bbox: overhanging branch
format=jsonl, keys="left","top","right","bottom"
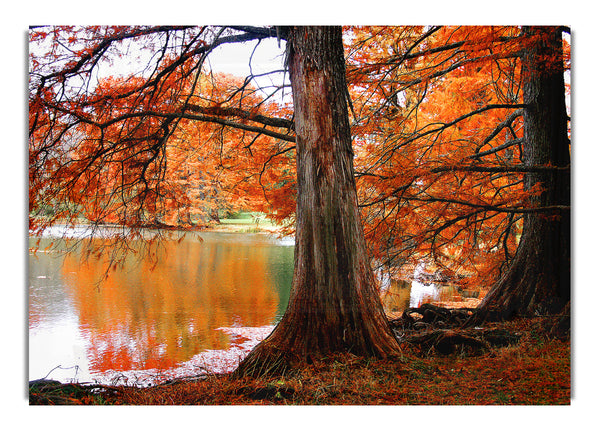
{"left": 182, "top": 104, "right": 294, "bottom": 130}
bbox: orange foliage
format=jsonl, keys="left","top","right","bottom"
{"left": 29, "top": 25, "right": 570, "bottom": 291}
{"left": 344, "top": 26, "right": 547, "bottom": 289}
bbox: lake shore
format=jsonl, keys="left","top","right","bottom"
{"left": 201, "top": 222, "right": 284, "bottom": 234}
{"left": 29, "top": 316, "right": 569, "bottom": 405}
{"left": 28, "top": 221, "right": 569, "bottom": 405}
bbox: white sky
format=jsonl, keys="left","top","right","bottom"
{"left": 207, "top": 36, "right": 291, "bottom": 103}
{"left": 29, "top": 27, "right": 291, "bottom": 104}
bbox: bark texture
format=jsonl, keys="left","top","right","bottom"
{"left": 236, "top": 26, "right": 401, "bottom": 376}
{"left": 475, "top": 27, "right": 571, "bottom": 322}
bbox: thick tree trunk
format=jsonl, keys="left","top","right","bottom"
{"left": 475, "top": 27, "right": 571, "bottom": 322}
{"left": 236, "top": 26, "right": 401, "bottom": 376}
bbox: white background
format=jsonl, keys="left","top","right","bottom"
{"left": 4, "top": 1, "right": 596, "bottom": 428}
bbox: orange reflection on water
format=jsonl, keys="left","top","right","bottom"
{"left": 60, "top": 235, "right": 284, "bottom": 374}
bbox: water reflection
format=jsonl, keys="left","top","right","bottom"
{"left": 29, "top": 232, "right": 294, "bottom": 383}
{"left": 29, "top": 229, "right": 479, "bottom": 385}
{"left": 380, "top": 278, "right": 480, "bottom": 316}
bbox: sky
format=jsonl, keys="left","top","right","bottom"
{"left": 28, "top": 26, "right": 291, "bottom": 105}
{"left": 202, "top": 35, "right": 292, "bottom": 103}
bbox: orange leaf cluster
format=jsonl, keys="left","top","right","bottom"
{"left": 29, "top": 25, "right": 570, "bottom": 291}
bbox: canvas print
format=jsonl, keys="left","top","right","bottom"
{"left": 28, "top": 25, "right": 570, "bottom": 405}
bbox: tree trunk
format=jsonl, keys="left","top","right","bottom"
{"left": 475, "top": 27, "right": 571, "bottom": 322}
{"left": 236, "top": 26, "right": 401, "bottom": 376}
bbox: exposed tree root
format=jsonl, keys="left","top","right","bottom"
{"left": 389, "top": 303, "right": 521, "bottom": 355}
{"left": 398, "top": 327, "right": 522, "bottom": 355}
{"left": 390, "top": 303, "right": 476, "bottom": 331}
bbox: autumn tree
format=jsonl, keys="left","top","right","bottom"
{"left": 236, "top": 26, "right": 402, "bottom": 375}
{"left": 344, "top": 26, "right": 570, "bottom": 325}
{"left": 344, "top": 26, "right": 531, "bottom": 286}
{"left": 29, "top": 25, "right": 402, "bottom": 375}
{"left": 29, "top": 26, "right": 295, "bottom": 237}
{"left": 474, "top": 26, "right": 571, "bottom": 321}
{"left": 29, "top": 25, "right": 571, "bottom": 375}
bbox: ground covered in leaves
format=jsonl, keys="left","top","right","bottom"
{"left": 29, "top": 317, "right": 569, "bottom": 405}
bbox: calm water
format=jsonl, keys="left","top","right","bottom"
{"left": 29, "top": 229, "right": 294, "bottom": 385}
{"left": 29, "top": 227, "right": 476, "bottom": 385}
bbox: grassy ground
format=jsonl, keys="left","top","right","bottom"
{"left": 29, "top": 317, "right": 570, "bottom": 405}
{"left": 207, "top": 213, "right": 282, "bottom": 233}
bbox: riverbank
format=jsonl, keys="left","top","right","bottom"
{"left": 202, "top": 222, "right": 284, "bottom": 234}
{"left": 29, "top": 316, "right": 570, "bottom": 405}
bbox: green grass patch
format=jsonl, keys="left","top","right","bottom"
{"left": 219, "top": 212, "right": 276, "bottom": 228}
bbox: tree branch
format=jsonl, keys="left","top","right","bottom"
{"left": 474, "top": 109, "right": 524, "bottom": 154}
{"left": 181, "top": 104, "right": 294, "bottom": 130}
{"left": 407, "top": 195, "right": 570, "bottom": 214}
{"left": 226, "top": 26, "right": 281, "bottom": 40}
{"left": 470, "top": 138, "right": 523, "bottom": 159}
{"left": 431, "top": 164, "right": 570, "bottom": 174}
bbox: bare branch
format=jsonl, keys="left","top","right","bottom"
{"left": 182, "top": 103, "right": 293, "bottom": 130}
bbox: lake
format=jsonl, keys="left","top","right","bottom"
{"left": 29, "top": 227, "right": 477, "bottom": 386}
